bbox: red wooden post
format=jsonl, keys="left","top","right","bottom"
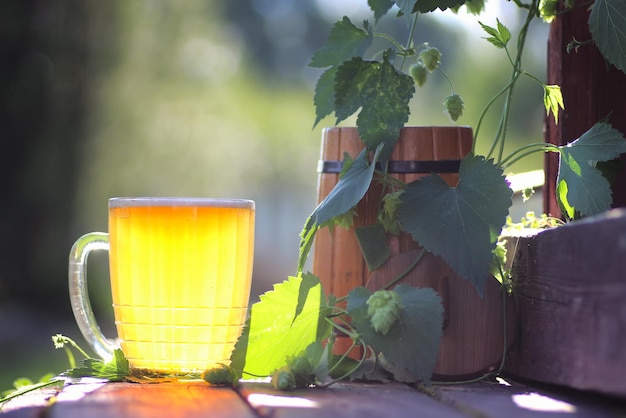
{"left": 545, "top": 1, "right": 626, "bottom": 217}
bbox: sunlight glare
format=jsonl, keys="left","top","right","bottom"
{"left": 512, "top": 393, "right": 577, "bottom": 413}
{"left": 248, "top": 393, "right": 319, "bottom": 409}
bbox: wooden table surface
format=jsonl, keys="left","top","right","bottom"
{"left": 2, "top": 377, "right": 624, "bottom": 418}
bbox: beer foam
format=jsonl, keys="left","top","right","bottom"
{"left": 109, "top": 197, "right": 254, "bottom": 209}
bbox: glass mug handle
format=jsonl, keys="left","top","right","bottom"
{"left": 68, "top": 232, "right": 118, "bottom": 361}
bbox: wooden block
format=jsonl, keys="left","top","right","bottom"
{"left": 504, "top": 208, "right": 626, "bottom": 397}
{"left": 239, "top": 381, "right": 467, "bottom": 418}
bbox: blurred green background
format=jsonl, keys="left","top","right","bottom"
{"left": 0, "top": 0, "right": 547, "bottom": 388}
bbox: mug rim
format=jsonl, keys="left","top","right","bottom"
{"left": 108, "top": 197, "right": 254, "bottom": 209}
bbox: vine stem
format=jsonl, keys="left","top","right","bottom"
{"left": 318, "top": 340, "right": 370, "bottom": 388}
{"left": 401, "top": 11, "right": 420, "bottom": 69}
{"left": 375, "top": 33, "right": 406, "bottom": 52}
{"left": 497, "top": 2, "right": 537, "bottom": 164}
{"left": 475, "top": 0, "right": 539, "bottom": 163}
{"left": 500, "top": 142, "right": 560, "bottom": 169}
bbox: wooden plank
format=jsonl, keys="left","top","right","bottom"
{"left": 239, "top": 381, "right": 467, "bottom": 418}
{"left": 504, "top": 208, "right": 626, "bottom": 397}
{"left": 42, "top": 381, "right": 255, "bottom": 418}
{"left": 0, "top": 383, "right": 64, "bottom": 417}
{"left": 425, "top": 379, "right": 626, "bottom": 418}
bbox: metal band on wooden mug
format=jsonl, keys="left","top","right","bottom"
{"left": 317, "top": 160, "right": 462, "bottom": 174}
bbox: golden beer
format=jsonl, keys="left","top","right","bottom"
{"left": 69, "top": 198, "right": 255, "bottom": 374}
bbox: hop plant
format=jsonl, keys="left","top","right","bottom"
{"left": 409, "top": 62, "right": 428, "bottom": 87}
{"left": 539, "top": 0, "right": 558, "bottom": 23}
{"left": 418, "top": 47, "right": 441, "bottom": 72}
{"left": 444, "top": 94, "right": 464, "bottom": 121}
{"left": 378, "top": 191, "right": 403, "bottom": 235}
{"left": 202, "top": 364, "right": 238, "bottom": 387}
{"left": 366, "top": 290, "right": 403, "bottom": 335}
{"left": 271, "top": 366, "right": 296, "bottom": 390}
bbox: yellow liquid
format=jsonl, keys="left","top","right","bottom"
{"left": 108, "top": 200, "right": 254, "bottom": 373}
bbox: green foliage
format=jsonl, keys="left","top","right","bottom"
{"left": 464, "top": 0, "right": 485, "bottom": 15}
{"left": 589, "top": 0, "right": 626, "bottom": 74}
{"left": 378, "top": 190, "right": 403, "bottom": 235}
{"left": 489, "top": 239, "right": 509, "bottom": 285}
{"left": 397, "top": 154, "right": 512, "bottom": 296}
{"left": 556, "top": 122, "right": 626, "bottom": 219}
{"left": 232, "top": 270, "right": 445, "bottom": 388}
{"left": 271, "top": 367, "right": 297, "bottom": 390}
{"left": 298, "top": 146, "right": 383, "bottom": 272}
{"left": 202, "top": 364, "right": 238, "bottom": 387}
{"left": 347, "top": 285, "right": 443, "bottom": 383}
{"left": 65, "top": 349, "right": 130, "bottom": 381}
{"left": 309, "top": 17, "right": 373, "bottom": 69}
{"left": 366, "top": 290, "right": 403, "bottom": 335}
{"left": 230, "top": 274, "right": 332, "bottom": 379}
{"left": 539, "top": 0, "right": 558, "bottom": 23}
{"left": 504, "top": 211, "right": 564, "bottom": 231}
{"left": 411, "top": 0, "right": 469, "bottom": 13}
{"left": 479, "top": 19, "right": 511, "bottom": 49}
{"left": 410, "top": 62, "right": 428, "bottom": 86}
{"left": 355, "top": 223, "right": 391, "bottom": 270}
{"left": 0, "top": 375, "right": 63, "bottom": 406}
{"left": 543, "top": 85, "right": 564, "bottom": 124}
{"left": 369, "top": 0, "right": 395, "bottom": 22}
{"left": 334, "top": 53, "right": 415, "bottom": 150}
{"left": 418, "top": 48, "right": 441, "bottom": 72}
{"left": 310, "top": 17, "right": 374, "bottom": 127}
{"left": 443, "top": 94, "right": 464, "bottom": 121}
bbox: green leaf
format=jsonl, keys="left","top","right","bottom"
{"left": 233, "top": 275, "right": 332, "bottom": 379}
{"left": 464, "top": 0, "right": 485, "bottom": 15}
{"left": 396, "top": 0, "right": 418, "bottom": 17}
{"left": 369, "top": 0, "right": 395, "bottom": 21}
{"left": 12, "top": 378, "right": 34, "bottom": 389}
{"left": 347, "top": 285, "right": 444, "bottom": 383}
{"left": 310, "top": 17, "right": 373, "bottom": 69}
{"left": 229, "top": 318, "right": 250, "bottom": 380}
{"left": 294, "top": 272, "right": 323, "bottom": 323}
{"left": 298, "top": 146, "right": 383, "bottom": 272}
{"left": 355, "top": 223, "right": 391, "bottom": 271}
{"left": 589, "top": 0, "right": 626, "bottom": 74}
{"left": 313, "top": 67, "right": 338, "bottom": 128}
{"left": 0, "top": 378, "right": 64, "bottom": 405}
{"left": 556, "top": 122, "right": 626, "bottom": 219}
{"left": 543, "top": 85, "right": 564, "bottom": 124}
{"left": 335, "top": 53, "right": 414, "bottom": 150}
{"left": 397, "top": 154, "right": 512, "bottom": 296}
{"left": 406, "top": 0, "right": 468, "bottom": 14}
{"left": 479, "top": 19, "right": 511, "bottom": 49}
{"left": 65, "top": 348, "right": 130, "bottom": 381}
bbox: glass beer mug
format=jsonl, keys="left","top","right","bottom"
{"left": 69, "top": 197, "right": 255, "bottom": 374}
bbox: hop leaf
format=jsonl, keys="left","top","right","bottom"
{"left": 409, "top": 62, "right": 428, "bottom": 87}
{"left": 479, "top": 19, "right": 511, "bottom": 49}
{"left": 418, "top": 48, "right": 441, "bottom": 72}
{"left": 366, "top": 290, "right": 403, "bottom": 335}
{"left": 444, "top": 94, "right": 464, "bottom": 121}
{"left": 544, "top": 85, "right": 564, "bottom": 124}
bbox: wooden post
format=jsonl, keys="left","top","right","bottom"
{"left": 544, "top": 1, "right": 626, "bottom": 217}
